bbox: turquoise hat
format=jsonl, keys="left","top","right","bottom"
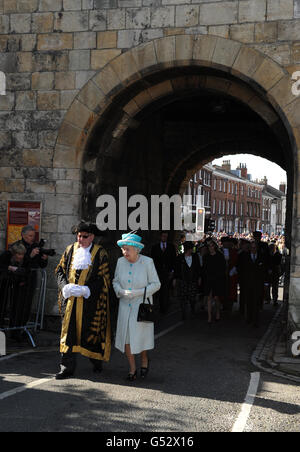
{"left": 117, "top": 232, "right": 144, "bottom": 250}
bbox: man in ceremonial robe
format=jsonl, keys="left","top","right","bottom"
{"left": 55, "top": 221, "right": 111, "bottom": 379}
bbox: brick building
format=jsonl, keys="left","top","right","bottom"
{"left": 187, "top": 160, "right": 287, "bottom": 235}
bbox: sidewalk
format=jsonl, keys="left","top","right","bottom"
{"left": 252, "top": 302, "right": 300, "bottom": 383}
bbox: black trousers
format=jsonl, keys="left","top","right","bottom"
{"left": 60, "top": 349, "right": 102, "bottom": 373}
{"left": 245, "top": 283, "right": 262, "bottom": 326}
{"left": 156, "top": 269, "right": 172, "bottom": 314}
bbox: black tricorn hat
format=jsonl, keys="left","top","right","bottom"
{"left": 71, "top": 220, "right": 103, "bottom": 236}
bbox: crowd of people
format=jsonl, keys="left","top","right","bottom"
{"left": 151, "top": 230, "right": 287, "bottom": 326}
{"left": 0, "top": 221, "right": 288, "bottom": 383}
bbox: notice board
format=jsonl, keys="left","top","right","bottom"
{"left": 6, "top": 201, "right": 41, "bottom": 248}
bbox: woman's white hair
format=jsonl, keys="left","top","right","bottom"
{"left": 122, "top": 245, "right": 142, "bottom": 254}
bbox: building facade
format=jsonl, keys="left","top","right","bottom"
{"left": 261, "top": 181, "right": 286, "bottom": 234}
{"left": 187, "top": 160, "right": 286, "bottom": 235}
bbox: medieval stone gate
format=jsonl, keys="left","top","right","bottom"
{"left": 0, "top": 1, "right": 300, "bottom": 330}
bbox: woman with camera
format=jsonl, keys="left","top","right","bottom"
{"left": 113, "top": 232, "right": 161, "bottom": 381}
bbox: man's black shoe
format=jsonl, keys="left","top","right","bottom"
{"left": 92, "top": 363, "right": 103, "bottom": 373}
{"left": 55, "top": 370, "right": 74, "bottom": 380}
{"left": 90, "top": 358, "right": 102, "bottom": 373}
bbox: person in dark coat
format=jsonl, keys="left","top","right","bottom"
{"left": 202, "top": 240, "right": 226, "bottom": 324}
{"left": 14, "top": 225, "right": 49, "bottom": 270}
{"left": 0, "top": 242, "right": 31, "bottom": 338}
{"left": 9, "top": 225, "right": 49, "bottom": 334}
{"left": 151, "top": 231, "right": 177, "bottom": 314}
{"left": 237, "top": 238, "right": 250, "bottom": 315}
{"left": 173, "top": 241, "right": 201, "bottom": 317}
{"left": 197, "top": 243, "right": 208, "bottom": 297}
{"left": 268, "top": 242, "right": 282, "bottom": 306}
{"left": 252, "top": 230, "right": 271, "bottom": 305}
{"left": 220, "top": 236, "right": 239, "bottom": 312}
{"left": 242, "top": 241, "right": 267, "bottom": 327}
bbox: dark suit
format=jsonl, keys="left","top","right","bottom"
{"left": 151, "top": 242, "right": 177, "bottom": 313}
{"left": 237, "top": 250, "right": 248, "bottom": 315}
{"left": 174, "top": 253, "right": 201, "bottom": 313}
{"left": 242, "top": 251, "right": 266, "bottom": 326}
{"left": 256, "top": 240, "right": 271, "bottom": 305}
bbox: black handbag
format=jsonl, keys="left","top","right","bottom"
{"left": 137, "top": 288, "right": 155, "bottom": 323}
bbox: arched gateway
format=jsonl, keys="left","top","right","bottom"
{"left": 53, "top": 35, "right": 300, "bottom": 330}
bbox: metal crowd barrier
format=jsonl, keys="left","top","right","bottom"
{"left": 0, "top": 268, "right": 47, "bottom": 348}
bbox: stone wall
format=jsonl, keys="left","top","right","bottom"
{"left": 0, "top": 0, "right": 300, "bottom": 315}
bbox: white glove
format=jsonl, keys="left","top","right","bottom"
{"left": 122, "top": 289, "right": 145, "bottom": 299}
{"left": 71, "top": 285, "right": 91, "bottom": 299}
{"left": 62, "top": 283, "right": 76, "bottom": 299}
{"left": 62, "top": 284, "right": 91, "bottom": 299}
{"left": 81, "top": 286, "right": 91, "bottom": 299}
{"left": 122, "top": 289, "right": 136, "bottom": 299}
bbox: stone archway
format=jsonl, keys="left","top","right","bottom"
{"left": 53, "top": 35, "right": 299, "bottom": 166}
{"left": 52, "top": 34, "right": 300, "bottom": 328}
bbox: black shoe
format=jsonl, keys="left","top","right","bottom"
{"left": 140, "top": 360, "right": 150, "bottom": 379}
{"left": 126, "top": 370, "right": 137, "bottom": 381}
{"left": 92, "top": 363, "right": 103, "bottom": 373}
{"left": 55, "top": 369, "right": 74, "bottom": 380}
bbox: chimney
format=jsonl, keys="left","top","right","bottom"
{"left": 222, "top": 160, "right": 231, "bottom": 171}
{"left": 238, "top": 163, "right": 247, "bottom": 179}
{"left": 279, "top": 182, "right": 286, "bottom": 194}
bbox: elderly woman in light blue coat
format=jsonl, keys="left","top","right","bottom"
{"left": 113, "top": 232, "right": 161, "bottom": 381}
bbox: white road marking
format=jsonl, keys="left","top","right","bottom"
{"left": 0, "top": 349, "right": 36, "bottom": 362}
{"left": 155, "top": 322, "right": 183, "bottom": 339}
{"left": 0, "top": 377, "right": 54, "bottom": 401}
{"left": 232, "top": 372, "right": 260, "bottom": 432}
{"left": 0, "top": 325, "right": 183, "bottom": 401}
{"left": 0, "top": 347, "right": 57, "bottom": 362}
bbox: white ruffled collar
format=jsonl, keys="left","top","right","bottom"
{"left": 72, "top": 244, "right": 92, "bottom": 270}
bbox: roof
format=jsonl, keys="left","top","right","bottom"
{"left": 212, "top": 165, "right": 262, "bottom": 188}
{"left": 262, "top": 185, "right": 285, "bottom": 198}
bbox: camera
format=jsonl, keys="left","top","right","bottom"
{"left": 37, "top": 239, "right": 56, "bottom": 257}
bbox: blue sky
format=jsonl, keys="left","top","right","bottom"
{"left": 212, "top": 154, "right": 287, "bottom": 190}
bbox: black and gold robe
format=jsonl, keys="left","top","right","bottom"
{"left": 55, "top": 242, "right": 111, "bottom": 362}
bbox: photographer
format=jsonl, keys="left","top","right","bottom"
{"left": 7, "top": 225, "right": 52, "bottom": 340}
{"left": 16, "top": 225, "right": 49, "bottom": 269}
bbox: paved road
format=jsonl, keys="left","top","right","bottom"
{"left": 0, "top": 305, "right": 299, "bottom": 433}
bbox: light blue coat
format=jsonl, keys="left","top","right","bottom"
{"left": 113, "top": 255, "right": 161, "bottom": 354}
